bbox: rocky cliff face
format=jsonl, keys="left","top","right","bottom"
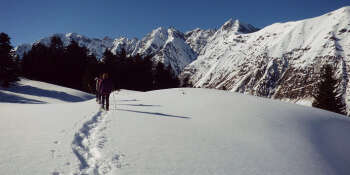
{"left": 185, "top": 28, "right": 216, "bottom": 54}
{"left": 131, "top": 27, "right": 197, "bottom": 75}
{"left": 181, "top": 7, "right": 350, "bottom": 112}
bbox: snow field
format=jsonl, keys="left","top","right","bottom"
{"left": 101, "top": 88, "right": 350, "bottom": 175}
{"left": 1, "top": 79, "right": 350, "bottom": 175}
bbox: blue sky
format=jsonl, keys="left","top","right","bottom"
{"left": 1, "top": 0, "right": 349, "bottom": 46}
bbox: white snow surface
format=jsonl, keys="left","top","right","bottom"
{"left": 1, "top": 80, "right": 350, "bottom": 175}
{"left": 0, "top": 78, "right": 93, "bottom": 104}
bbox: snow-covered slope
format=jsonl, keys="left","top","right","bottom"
{"left": 185, "top": 28, "right": 216, "bottom": 54}
{"left": 181, "top": 6, "right": 350, "bottom": 111}
{"left": 110, "top": 37, "right": 138, "bottom": 55}
{"left": 1, "top": 84, "right": 350, "bottom": 175}
{"left": 112, "top": 27, "right": 198, "bottom": 75}
{"left": 184, "top": 19, "right": 258, "bottom": 55}
{"left": 0, "top": 78, "right": 93, "bottom": 103}
{"left": 131, "top": 27, "right": 197, "bottom": 74}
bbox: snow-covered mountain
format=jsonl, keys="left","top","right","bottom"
{"left": 110, "top": 37, "right": 139, "bottom": 56}
{"left": 130, "top": 27, "right": 198, "bottom": 75}
{"left": 185, "top": 28, "right": 217, "bottom": 54}
{"left": 181, "top": 6, "right": 350, "bottom": 111}
{"left": 14, "top": 28, "right": 198, "bottom": 75}
{"left": 184, "top": 19, "right": 259, "bottom": 55}
{"left": 14, "top": 6, "right": 350, "bottom": 110}
{"left": 15, "top": 33, "right": 114, "bottom": 58}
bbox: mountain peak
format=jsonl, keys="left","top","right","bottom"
{"left": 220, "top": 18, "right": 259, "bottom": 34}
{"left": 221, "top": 18, "right": 236, "bottom": 31}
{"left": 153, "top": 27, "right": 168, "bottom": 34}
{"left": 66, "top": 32, "right": 78, "bottom": 37}
{"left": 103, "top": 36, "right": 113, "bottom": 41}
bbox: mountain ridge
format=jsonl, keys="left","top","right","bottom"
{"left": 13, "top": 6, "right": 350, "bottom": 112}
{"left": 14, "top": 19, "right": 258, "bottom": 75}
{"left": 181, "top": 6, "right": 350, "bottom": 113}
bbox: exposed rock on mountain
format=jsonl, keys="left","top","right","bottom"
{"left": 181, "top": 7, "right": 350, "bottom": 111}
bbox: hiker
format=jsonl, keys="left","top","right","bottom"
{"left": 95, "top": 75, "right": 102, "bottom": 104}
{"left": 99, "top": 73, "right": 114, "bottom": 111}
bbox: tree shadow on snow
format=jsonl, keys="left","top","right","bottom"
{"left": 116, "top": 108, "right": 191, "bottom": 119}
{"left": 118, "top": 99, "right": 139, "bottom": 102}
{"left": 1, "top": 85, "right": 93, "bottom": 103}
{"left": 117, "top": 103, "right": 162, "bottom": 107}
{"left": 0, "top": 91, "right": 46, "bottom": 104}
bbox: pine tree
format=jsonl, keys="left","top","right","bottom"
{"left": 312, "top": 65, "right": 346, "bottom": 115}
{"left": 22, "top": 43, "right": 50, "bottom": 80}
{"left": 0, "top": 32, "right": 19, "bottom": 87}
{"left": 154, "top": 62, "right": 167, "bottom": 89}
{"left": 141, "top": 55, "right": 154, "bottom": 90}
{"left": 64, "top": 40, "right": 89, "bottom": 90}
{"left": 102, "top": 49, "right": 115, "bottom": 65}
{"left": 166, "top": 64, "right": 180, "bottom": 88}
{"left": 82, "top": 54, "right": 99, "bottom": 92}
{"left": 154, "top": 62, "right": 179, "bottom": 89}
{"left": 133, "top": 54, "right": 153, "bottom": 91}
{"left": 181, "top": 76, "right": 193, "bottom": 87}
{"left": 48, "top": 36, "right": 64, "bottom": 83}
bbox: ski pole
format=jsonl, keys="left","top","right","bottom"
{"left": 114, "top": 90, "right": 117, "bottom": 111}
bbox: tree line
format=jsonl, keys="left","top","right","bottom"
{"left": 0, "top": 32, "right": 347, "bottom": 115}
{"left": 0, "top": 33, "right": 20, "bottom": 87}
{"left": 1, "top": 32, "right": 180, "bottom": 92}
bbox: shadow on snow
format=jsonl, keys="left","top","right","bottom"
{"left": 0, "top": 84, "right": 93, "bottom": 103}
{"left": 116, "top": 108, "right": 191, "bottom": 119}
{"left": 117, "top": 103, "right": 162, "bottom": 107}
{"left": 0, "top": 91, "right": 45, "bottom": 104}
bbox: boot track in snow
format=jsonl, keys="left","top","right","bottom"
{"left": 71, "top": 109, "right": 112, "bottom": 175}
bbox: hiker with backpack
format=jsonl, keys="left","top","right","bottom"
{"left": 95, "top": 74, "right": 102, "bottom": 104}
{"left": 99, "top": 73, "right": 114, "bottom": 111}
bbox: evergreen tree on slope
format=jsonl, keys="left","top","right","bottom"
{"left": 0, "top": 32, "right": 19, "bottom": 87}
{"left": 312, "top": 65, "right": 346, "bottom": 115}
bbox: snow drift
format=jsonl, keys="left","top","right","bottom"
{"left": 1, "top": 79, "right": 350, "bottom": 175}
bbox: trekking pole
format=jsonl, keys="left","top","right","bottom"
{"left": 113, "top": 89, "right": 118, "bottom": 111}
{"left": 114, "top": 90, "right": 117, "bottom": 111}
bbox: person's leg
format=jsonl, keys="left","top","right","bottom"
{"left": 102, "top": 94, "right": 106, "bottom": 109}
{"left": 106, "top": 93, "right": 110, "bottom": 111}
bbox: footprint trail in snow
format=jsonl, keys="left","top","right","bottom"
{"left": 71, "top": 109, "right": 113, "bottom": 175}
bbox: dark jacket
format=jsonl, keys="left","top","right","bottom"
{"left": 99, "top": 78, "right": 114, "bottom": 94}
